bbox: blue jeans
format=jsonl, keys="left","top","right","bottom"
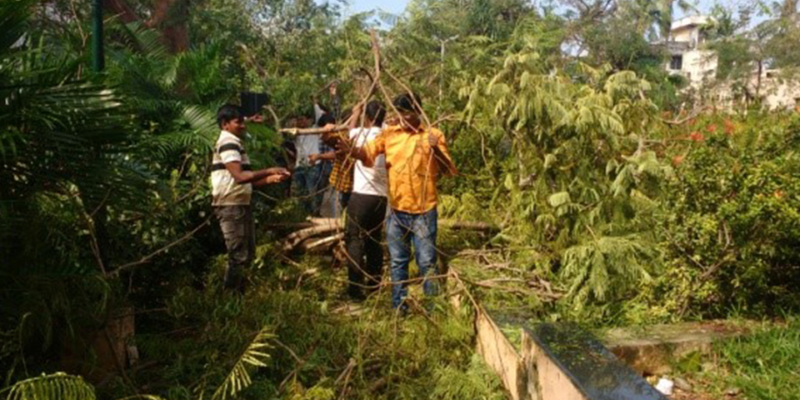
{"left": 292, "top": 165, "right": 320, "bottom": 214}
{"left": 386, "top": 208, "right": 439, "bottom": 309}
{"left": 315, "top": 162, "right": 331, "bottom": 215}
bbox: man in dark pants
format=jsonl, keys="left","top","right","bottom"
{"left": 212, "top": 105, "right": 290, "bottom": 292}
{"left": 342, "top": 93, "right": 457, "bottom": 310}
{"left": 342, "top": 101, "right": 387, "bottom": 300}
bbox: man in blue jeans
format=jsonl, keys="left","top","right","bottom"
{"left": 343, "top": 93, "right": 457, "bottom": 310}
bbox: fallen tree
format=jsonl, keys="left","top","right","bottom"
{"left": 276, "top": 218, "right": 499, "bottom": 254}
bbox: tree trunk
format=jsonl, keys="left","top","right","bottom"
{"left": 146, "top": 0, "right": 190, "bottom": 53}
{"left": 103, "top": 0, "right": 190, "bottom": 53}
{"left": 782, "top": 0, "right": 798, "bottom": 20}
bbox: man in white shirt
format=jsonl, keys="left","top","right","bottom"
{"left": 212, "top": 105, "right": 290, "bottom": 292}
{"left": 291, "top": 113, "right": 321, "bottom": 214}
{"left": 342, "top": 101, "right": 388, "bottom": 300}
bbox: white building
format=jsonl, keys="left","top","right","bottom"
{"left": 664, "top": 16, "right": 800, "bottom": 110}
{"left": 665, "top": 16, "right": 718, "bottom": 88}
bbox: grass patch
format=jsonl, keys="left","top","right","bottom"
{"left": 712, "top": 317, "right": 800, "bottom": 400}
{"left": 116, "top": 248, "right": 509, "bottom": 400}
{"left": 676, "top": 317, "right": 800, "bottom": 400}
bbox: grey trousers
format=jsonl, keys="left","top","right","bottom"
{"left": 215, "top": 205, "right": 255, "bottom": 291}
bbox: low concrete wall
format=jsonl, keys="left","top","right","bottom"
{"left": 521, "top": 332, "right": 586, "bottom": 400}
{"left": 603, "top": 321, "right": 750, "bottom": 376}
{"left": 475, "top": 311, "right": 526, "bottom": 400}
{"left": 473, "top": 308, "right": 668, "bottom": 400}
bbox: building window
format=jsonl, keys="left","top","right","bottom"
{"left": 670, "top": 55, "right": 683, "bottom": 70}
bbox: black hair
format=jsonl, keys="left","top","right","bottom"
{"left": 317, "top": 113, "right": 336, "bottom": 127}
{"left": 393, "top": 92, "right": 422, "bottom": 114}
{"left": 365, "top": 100, "right": 386, "bottom": 126}
{"left": 217, "top": 104, "right": 243, "bottom": 128}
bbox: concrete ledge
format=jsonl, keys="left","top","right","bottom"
{"left": 526, "top": 323, "right": 668, "bottom": 400}
{"left": 475, "top": 311, "right": 527, "bottom": 399}
{"left": 603, "top": 321, "right": 750, "bottom": 375}
{"left": 474, "top": 310, "right": 668, "bottom": 400}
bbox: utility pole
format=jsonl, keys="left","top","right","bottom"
{"left": 438, "top": 35, "right": 458, "bottom": 110}
{"left": 92, "top": 0, "right": 104, "bottom": 71}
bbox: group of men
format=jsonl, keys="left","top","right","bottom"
{"left": 211, "top": 91, "right": 457, "bottom": 310}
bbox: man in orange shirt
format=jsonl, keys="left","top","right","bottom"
{"left": 344, "top": 93, "right": 457, "bottom": 310}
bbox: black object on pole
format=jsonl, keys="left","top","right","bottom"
{"left": 91, "top": 0, "right": 104, "bottom": 72}
{"left": 240, "top": 92, "right": 269, "bottom": 117}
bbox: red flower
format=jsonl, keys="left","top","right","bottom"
{"left": 724, "top": 119, "right": 735, "bottom": 135}
{"left": 706, "top": 124, "right": 717, "bottom": 133}
{"left": 690, "top": 131, "right": 705, "bottom": 141}
{"left": 672, "top": 155, "right": 685, "bottom": 166}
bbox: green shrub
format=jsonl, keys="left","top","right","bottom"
{"left": 655, "top": 114, "right": 800, "bottom": 318}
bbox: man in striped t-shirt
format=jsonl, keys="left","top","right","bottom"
{"left": 213, "top": 105, "right": 290, "bottom": 292}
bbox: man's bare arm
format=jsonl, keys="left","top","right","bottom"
{"left": 309, "top": 152, "right": 336, "bottom": 163}
{"left": 344, "top": 144, "right": 375, "bottom": 167}
{"left": 224, "top": 162, "right": 289, "bottom": 184}
{"left": 429, "top": 134, "right": 457, "bottom": 176}
{"left": 254, "top": 171, "right": 291, "bottom": 187}
{"left": 349, "top": 103, "right": 362, "bottom": 130}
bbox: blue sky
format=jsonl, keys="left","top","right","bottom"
{"left": 332, "top": 0, "right": 767, "bottom": 30}
{"left": 338, "top": 0, "right": 722, "bottom": 18}
{"left": 342, "top": 0, "right": 408, "bottom": 16}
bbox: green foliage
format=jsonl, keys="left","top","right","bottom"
{"left": 705, "top": 2, "right": 800, "bottom": 102}
{"left": 655, "top": 114, "right": 800, "bottom": 318}
{"left": 713, "top": 317, "right": 800, "bottom": 400}
{"left": 431, "top": 354, "right": 506, "bottom": 400}
{"left": 562, "top": 235, "right": 654, "bottom": 306}
{"left": 0, "top": 0, "right": 276, "bottom": 383}
{"left": 679, "top": 317, "right": 800, "bottom": 400}
{"left": 460, "top": 26, "right": 666, "bottom": 320}
{"left": 212, "top": 327, "right": 274, "bottom": 400}
{"left": 4, "top": 0, "right": 800, "bottom": 398}
{"left": 111, "top": 251, "right": 505, "bottom": 400}
{"left": 4, "top": 373, "right": 95, "bottom": 400}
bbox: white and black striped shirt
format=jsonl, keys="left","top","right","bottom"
{"left": 211, "top": 131, "right": 252, "bottom": 206}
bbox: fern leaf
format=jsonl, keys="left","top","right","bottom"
{"left": 562, "top": 236, "right": 654, "bottom": 303}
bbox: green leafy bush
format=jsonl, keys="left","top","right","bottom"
{"left": 655, "top": 115, "right": 800, "bottom": 318}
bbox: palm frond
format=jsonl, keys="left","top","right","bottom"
{"left": 137, "top": 105, "right": 217, "bottom": 158}
{"left": 211, "top": 327, "right": 274, "bottom": 400}
{"left": 5, "top": 373, "right": 96, "bottom": 400}
{"left": 180, "top": 105, "right": 219, "bottom": 148}
{"left": 107, "top": 21, "right": 168, "bottom": 59}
